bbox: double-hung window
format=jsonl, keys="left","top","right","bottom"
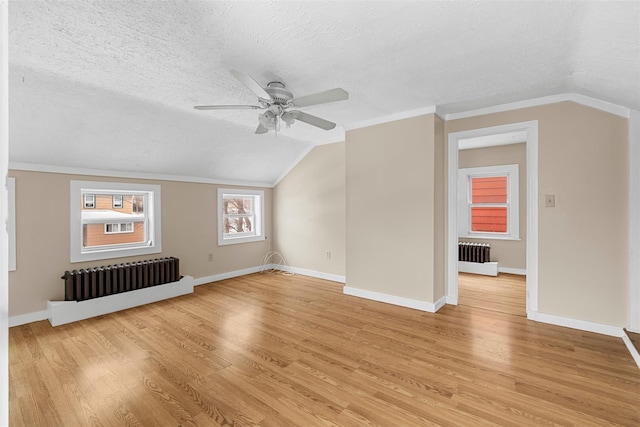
{"left": 458, "top": 164, "right": 519, "bottom": 240}
{"left": 70, "top": 181, "right": 162, "bottom": 262}
{"left": 217, "top": 188, "right": 264, "bottom": 245}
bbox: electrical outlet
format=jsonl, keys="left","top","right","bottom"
{"left": 325, "top": 251, "right": 332, "bottom": 260}
{"left": 208, "top": 253, "right": 213, "bottom": 262}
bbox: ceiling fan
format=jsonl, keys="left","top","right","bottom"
{"left": 194, "top": 70, "right": 349, "bottom": 134}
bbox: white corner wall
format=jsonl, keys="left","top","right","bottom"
{"left": 629, "top": 110, "right": 640, "bottom": 332}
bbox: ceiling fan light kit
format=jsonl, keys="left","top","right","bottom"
{"left": 194, "top": 70, "right": 349, "bottom": 135}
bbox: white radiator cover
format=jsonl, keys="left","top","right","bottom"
{"left": 458, "top": 261, "right": 499, "bottom": 276}
{"left": 47, "top": 275, "right": 194, "bottom": 326}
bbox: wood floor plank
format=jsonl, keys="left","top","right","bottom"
{"left": 9, "top": 272, "right": 640, "bottom": 426}
{"left": 458, "top": 272, "right": 526, "bottom": 316}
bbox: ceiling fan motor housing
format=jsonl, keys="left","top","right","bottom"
{"left": 265, "top": 82, "right": 293, "bottom": 104}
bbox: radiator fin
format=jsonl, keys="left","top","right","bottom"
{"left": 458, "top": 242, "right": 491, "bottom": 263}
{"left": 62, "top": 257, "right": 181, "bottom": 301}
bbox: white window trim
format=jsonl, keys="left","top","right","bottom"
{"left": 8, "top": 177, "right": 15, "bottom": 271}
{"left": 458, "top": 164, "right": 519, "bottom": 240}
{"left": 217, "top": 188, "right": 265, "bottom": 246}
{"left": 70, "top": 180, "right": 162, "bottom": 262}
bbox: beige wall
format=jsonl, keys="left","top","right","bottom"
{"left": 446, "top": 102, "right": 629, "bottom": 326}
{"left": 458, "top": 143, "right": 526, "bottom": 270}
{"left": 346, "top": 114, "right": 439, "bottom": 303}
{"left": 273, "top": 142, "right": 346, "bottom": 277}
{"left": 8, "top": 170, "right": 272, "bottom": 317}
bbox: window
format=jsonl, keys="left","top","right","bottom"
{"left": 458, "top": 164, "right": 519, "bottom": 240}
{"left": 112, "top": 194, "right": 123, "bottom": 208}
{"left": 218, "top": 188, "right": 265, "bottom": 245}
{"left": 84, "top": 194, "right": 95, "bottom": 208}
{"left": 70, "top": 181, "right": 162, "bottom": 262}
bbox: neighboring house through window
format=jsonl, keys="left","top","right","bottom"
{"left": 83, "top": 194, "right": 95, "bottom": 208}
{"left": 458, "top": 164, "right": 519, "bottom": 240}
{"left": 217, "top": 188, "right": 265, "bottom": 245}
{"left": 70, "top": 181, "right": 162, "bottom": 262}
{"left": 112, "top": 194, "right": 123, "bottom": 208}
{"left": 104, "top": 222, "right": 134, "bottom": 234}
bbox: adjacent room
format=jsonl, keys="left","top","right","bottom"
{"left": 1, "top": 1, "right": 640, "bottom": 426}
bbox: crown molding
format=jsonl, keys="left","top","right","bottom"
{"left": 8, "top": 162, "right": 274, "bottom": 188}
{"left": 445, "top": 93, "right": 631, "bottom": 121}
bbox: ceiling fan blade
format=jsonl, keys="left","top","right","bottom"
{"left": 291, "top": 88, "right": 349, "bottom": 108}
{"left": 255, "top": 123, "right": 269, "bottom": 134}
{"left": 194, "top": 105, "right": 261, "bottom": 110}
{"left": 292, "top": 111, "right": 337, "bottom": 130}
{"left": 230, "top": 70, "right": 273, "bottom": 101}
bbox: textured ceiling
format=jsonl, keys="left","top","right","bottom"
{"left": 8, "top": 1, "right": 640, "bottom": 186}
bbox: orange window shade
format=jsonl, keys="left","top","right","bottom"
{"left": 471, "top": 207, "right": 507, "bottom": 232}
{"left": 471, "top": 176, "right": 507, "bottom": 203}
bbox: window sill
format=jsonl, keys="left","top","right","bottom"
{"left": 460, "top": 235, "right": 521, "bottom": 241}
{"left": 72, "top": 245, "right": 161, "bottom": 263}
{"left": 218, "top": 235, "right": 266, "bottom": 246}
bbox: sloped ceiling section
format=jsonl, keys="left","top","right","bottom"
{"left": 8, "top": 1, "right": 640, "bottom": 186}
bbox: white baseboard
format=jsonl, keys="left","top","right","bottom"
{"left": 622, "top": 333, "right": 640, "bottom": 368}
{"left": 458, "top": 261, "right": 498, "bottom": 276}
{"left": 193, "top": 266, "right": 267, "bottom": 286}
{"left": 528, "top": 311, "right": 640, "bottom": 368}
{"left": 275, "top": 265, "right": 346, "bottom": 283}
{"left": 343, "top": 286, "right": 445, "bottom": 313}
{"left": 9, "top": 310, "right": 48, "bottom": 327}
{"left": 498, "top": 267, "right": 527, "bottom": 275}
{"left": 47, "top": 275, "right": 194, "bottom": 327}
{"left": 528, "top": 311, "right": 625, "bottom": 337}
{"left": 433, "top": 296, "right": 447, "bottom": 312}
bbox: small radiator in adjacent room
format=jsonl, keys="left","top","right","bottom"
{"left": 458, "top": 242, "right": 498, "bottom": 276}
{"left": 61, "top": 257, "right": 181, "bottom": 302}
{"left": 458, "top": 242, "right": 491, "bottom": 263}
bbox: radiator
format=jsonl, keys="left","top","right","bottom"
{"left": 458, "top": 242, "right": 491, "bottom": 263}
{"left": 61, "top": 257, "right": 181, "bottom": 302}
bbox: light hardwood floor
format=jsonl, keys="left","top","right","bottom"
{"left": 9, "top": 273, "right": 640, "bottom": 426}
{"left": 458, "top": 273, "right": 526, "bottom": 316}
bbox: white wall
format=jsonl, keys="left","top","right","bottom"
{"left": 1, "top": 2, "right": 9, "bottom": 423}
{"left": 629, "top": 110, "right": 640, "bottom": 332}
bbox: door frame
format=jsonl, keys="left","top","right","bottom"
{"left": 447, "top": 120, "right": 539, "bottom": 317}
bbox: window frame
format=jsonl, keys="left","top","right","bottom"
{"left": 217, "top": 188, "right": 265, "bottom": 246}
{"left": 70, "top": 181, "right": 162, "bottom": 262}
{"left": 458, "top": 164, "right": 519, "bottom": 240}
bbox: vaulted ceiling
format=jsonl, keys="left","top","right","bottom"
{"left": 9, "top": 1, "right": 640, "bottom": 186}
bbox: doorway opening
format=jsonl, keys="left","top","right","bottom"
{"left": 447, "top": 121, "right": 538, "bottom": 318}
